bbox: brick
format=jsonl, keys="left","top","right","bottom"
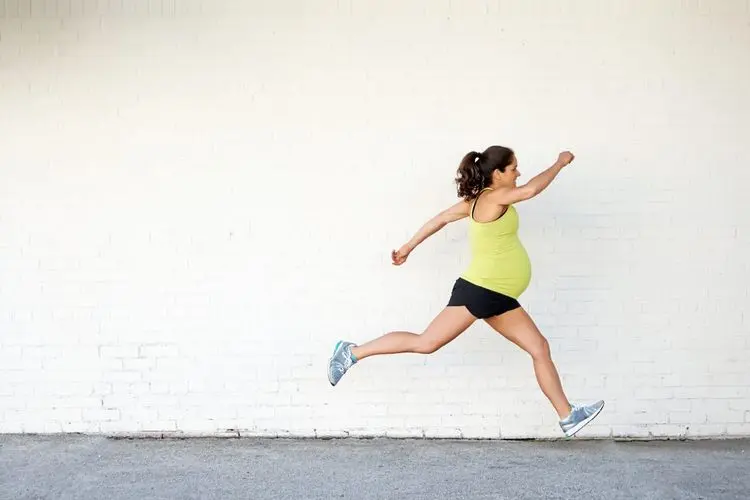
{"left": 464, "top": 426, "right": 502, "bottom": 439}
{"left": 60, "top": 421, "right": 101, "bottom": 433}
{"left": 99, "top": 358, "right": 123, "bottom": 370}
{"left": 83, "top": 408, "right": 120, "bottom": 421}
{"left": 100, "top": 345, "right": 140, "bottom": 358}
{"left": 122, "top": 358, "right": 156, "bottom": 371}
{"left": 156, "top": 406, "right": 186, "bottom": 421}
{"left": 28, "top": 408, "right": 84, "bottom": 423}
{"left": 636, "top": 387, "right": 675, "bottom": 400}
{"left": 629, "top": 412, "right": 668, "bottom": 425}
{"left": 728, "top": 400, "right": 750, "bottom": 412}
{"left": 424, "top": 427, "right": 462, "bottom": 438}
{"left": 686, "top": 424, "right": 727, "bottom": 436}
{"left": 92, "top": 383, "right": 113, "bottom": 395}
{"left": 646, "top": 424, "right": 689, "bottom": 438}
{"left": 100, "top": 421, "right": 138, "bottom": 434}
{"left": 139, "top": 344, "right": 179, "bottom": 358}
{"left": 610, "top": 425, "right": 651, "bottom": 438}
{"left": 102, "top": 394, "right": 136, "bottom": 408}
{"left": 403, "top": 415, "right": 443, "bottom": 428}
{"left": 1, "top": 357, "right": 42, "bottom": 370}
{"left": 727, "top": 423, "right": 750, "bottom": 436}
{"left": 103, "top": 371, "right": 142, "bottom": 383}
{"left": 384, "top": 427, "right": 424, "bottom": 438}
{"left": 111, "top": 382, "right": 150, "bottom": 395}
{"left": 28, "top": 396, "right": 101, "bottom": 409}
{"left": 148, "top": 382, "right": 171, "bottom": 394}
{"left": 0, "top": 420, "right": 25, "bottom": 433}
{"left": 139, "top": 420, "right": 178, "bottom": 432}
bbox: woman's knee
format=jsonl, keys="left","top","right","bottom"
{"left": 527, "top": 336, "right": 551, "bottom": 361}
{"left": 413, "top": 335, "right": 441, "bottom": 354}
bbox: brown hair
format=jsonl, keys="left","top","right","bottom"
{"left": 454, "top": 145, "right": 515, "bottom": 200}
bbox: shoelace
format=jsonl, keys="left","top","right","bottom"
{"left": 341, "top": 348, "right": 354, "bottom": 369}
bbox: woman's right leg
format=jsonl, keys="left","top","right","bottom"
{"left": 483, "top": 307, "right": 571, "bottom": 418}
{"left": 328, "top": 306, "right": 476, "bottom": 386}
{"left": 484, "top": 307, "right": 604, "bottom": 437}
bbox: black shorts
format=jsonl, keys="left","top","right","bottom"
{"left": 447, "top": 278, "right": 521, "bottom": 319}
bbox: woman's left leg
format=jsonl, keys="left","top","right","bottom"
{"left": 484, "top": 307, "right": 572, "bottom": 418}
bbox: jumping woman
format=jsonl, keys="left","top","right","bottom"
{"left": 327, "top": 146, "right": 604, "bottom": 437}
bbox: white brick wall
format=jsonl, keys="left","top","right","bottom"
{"left": 1, "top": 0, "right": 749, "bottom": 439}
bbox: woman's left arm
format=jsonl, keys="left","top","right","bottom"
{"left": 391, "top": 200, "right": 470, "bottom": 265}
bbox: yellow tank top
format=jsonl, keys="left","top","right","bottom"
{"left": 461, "top": 188, "right": 532, "bottom": 299}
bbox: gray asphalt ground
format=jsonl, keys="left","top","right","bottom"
{"left": 0, "top": 436, "right": 748, "bottom": 499}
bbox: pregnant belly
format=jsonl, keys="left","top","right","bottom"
{"left": 462, "top": 246, "right": 532, "bottom": 299}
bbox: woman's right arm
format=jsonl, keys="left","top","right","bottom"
{"left": 488, "top": 151, "right": 574, "bottom": 205}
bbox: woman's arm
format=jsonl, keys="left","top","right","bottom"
{"left": 391, "top": 200, "right": 470, "bottom": 265}
{"left": 487, "top": 151, "right": 574, "bottom": 206}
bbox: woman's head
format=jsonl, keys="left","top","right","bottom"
{"left": 454, "top": 145, "right": 519, "bottom": 200}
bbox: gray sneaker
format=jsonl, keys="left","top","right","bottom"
{"left": 327, "top": 340, "right": 357, "bottom": 386}
{"left": 559, "top": 400, "right": 605, "bottom": 437}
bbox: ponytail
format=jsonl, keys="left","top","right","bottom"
{"left": 455, "top": 151, "right": 487, "bottom": 200}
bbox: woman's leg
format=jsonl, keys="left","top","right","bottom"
{"left": 351, "top": 306, "right": 477, "bottom": 360}
{"left": 328, "top": 306, "right": 476, "bottom": 386}
{"left": 484, "top": 307, "right": 572, "bottom": 418}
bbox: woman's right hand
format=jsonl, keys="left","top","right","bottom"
{"left": 557, "top": 151, "right": 575, "bottom": 166}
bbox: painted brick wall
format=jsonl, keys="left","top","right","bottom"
{"left": 1, "top": 0, "right": 749, "bottom": 439}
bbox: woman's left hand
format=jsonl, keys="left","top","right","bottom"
{"left": 391, "top": 246, "right": 411, "bottom": 265}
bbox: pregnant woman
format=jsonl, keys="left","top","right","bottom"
{"left": 327, "top": 145, "right": 604, "bottom": 437}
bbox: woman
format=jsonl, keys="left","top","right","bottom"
{"left": 327, "top": 146, "right": 604, "bottom": 438}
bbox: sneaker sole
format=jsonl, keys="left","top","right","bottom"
{"left": 564, "top": 402, "right": 605, "bottom": 438}
{"left": 327, "top": 341, "right": 345, "bottom": 386}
